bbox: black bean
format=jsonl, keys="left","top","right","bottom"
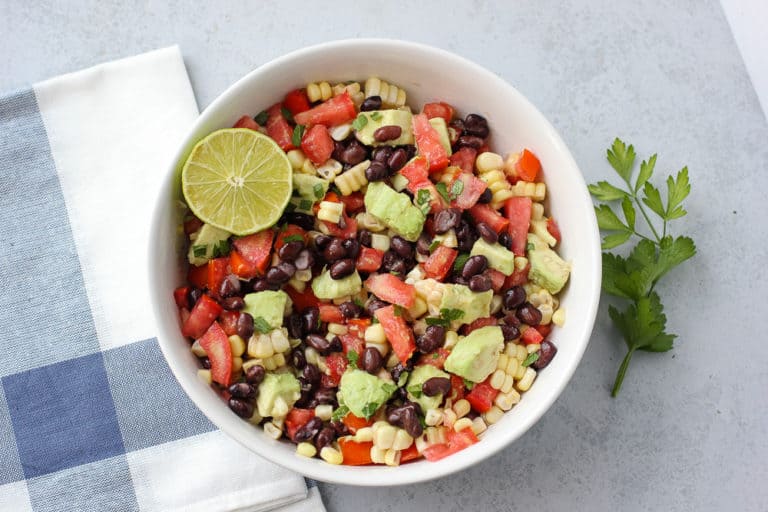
{"left": 416, "top": 233, "right": 432, "bottom": 255}
{"left": 463, "top": 113, "right": 490, "bottom": 138}
{"left": 302, "top": 363, "right": 321, "bottom": 384}
{"left": 266, "top": 265, "right": 291, "bottom": 285}
{"left": 390, "top": 236, "right": 413, "bottom": 259}
{"left": 314, "top": 234, "right": 332, "bottom": 250}
{"left": 295, "top": 249, "right": 314, "bottom": 271}
{"left": 434, "top": 208, "right": 462, "bottom": 234}
{"left": 477, "top": 188, "right": 493, "bottom": 204}
{"left": 328, "top": 335, "right": 343, "bottom": 352}
{"left": 250, "top": 279, "right": 271, "bottom": 292}
{"left": 323, "top": 238, "right": 347, "bottom": 262}
{"left": 532, "top": 340, "right": 557, "bottom": 370}
{"left": 342, "top": 239, "right": 360, "bottom": 259}
{"left": 228, "top": 398, "right": 254, "bottom": 419}
{"left": 469, "top": 273, "right": 493, "bottom": 292}
{"left": 221, "top": 296, "right": 244, "bottom": 310}
{"left": 453, "top": 276, "right": 469, "bottom": 286}
{"left": 278, "top": 240, "right": 304, "bottom": 262}
{"left": 299, "top": 376, "right": 313, "bottom": 393}
{"left": 245, "top": 364, "right": 266, "bottom": 386}
{"left": 218, "top": 275, "right": 241, "bottom": 298}
{"left": 306, "top": 334, "right": 332, "bottom": 354}
{"left": 503, "top": 311, "right": 521, "bottom": 327}
{"left": 360, "top": 95, "right": 382, "bottom": 111}
{"left": 200, "top": 357, "right": 211, "bottom": 369}
{"left": 516, "top": 302, "right": 543, "bottom": 326}
{"left": 294, "top": 417, "right": 323, "bottom": 442}
{"left": 372, "top": 146, "right": 393, "bottom": 163}
{"left": 417, "top": 325, "right": 445, "bottom": 353}
{"left": 358, "top": 229, "right": 372, "bottom": 248}
{"left": 476, "top": 222, "right": 498, "bottom": 244}
{"left": 313, "top": 387, "right": 337, "bottom": 405}
{"left": 360, "top": 347, "right": 383, "bottom": 374}
{"left": 374, "top": 125, "right": 402, "bottom": 142}
{"left": 291, "top": 348, "right": 307, "bottom": 369}
{"left": 456, "top": 135, "right": 484, "bottom": 150}
{"left": 277, "top": 261, "right": 296, "bottom": 278}
{"left": 387, "top": 148, "right": 408, "bottom": 172}
{"left": 503, "top": 286, "right": 527, "bottom": 310}
{"left": 315, "top": 426, "right": 336, "bottom": 450}
{"left": 188, "top": 288, "right": 202, "bottom": 308}
{"left": 456, "top": 220, "right": 478, "bottom": 253}
{"left": 303, "top": 307, "right": 320, "bottom": 333}
{"left": 329, "top": 258, "right": 355, "bottom": 279}
{"left": 400, "top": 406, "right": 423, "bottom": 438}
{"left": 294, "top": 388, "right": 312, "bottom": 409}
{"left": 329, "top": 420, "right": 350, "bottom": 436}
{"left": 236, "top": 312, "right": 254, "bottom": 339}
{"left": 287, "top": 313, "right": 305, "bottom": 338}
{"left": 461, "top": 255, "right": 488, "bottom": 279}
{"left": 282, "top": 212, "right": 315, "bottom": 231}
{"left": 403, "top": 145, "right": 417, "bottom": 160}
{"left": 422, "top": 377, "right": 451, "bottom": 397}
{"left": 332, "top": 140, "right": 347, "bottom": 162}
{"left": 501, "top": 324, "right": 520, "bottom": 341}
{"left": 365, "top": 160, "right": 389, "bottom": 182}
{"left": 228, "top": 382, "right": 256, "bottom": 399}
{"left": 390, "top": 362, "right": 411, "bottom": 383}
{"left": 449, "top": 118, "right": 465, "bottom": 135}
{"left": 340, "top": 140, "right": 367, "bottom": 165}
{"left": 339, "top": 301, "right": 362, "bottom": 319}
{"left": 498, "top": 231, "right": 512, "bottom": 249}
{"left": 381, "top": 251, "right": 406, "bottom": 275}
{"left": 365, "top": 298, "right": 388, "bottom": 316}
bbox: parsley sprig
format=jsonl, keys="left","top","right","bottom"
{"left": 589, "top": 138, "right": 696, "bottom": 397}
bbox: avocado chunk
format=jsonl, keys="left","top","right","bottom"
{"left": 470, "top": 238, "right": 516, "bottom": 276}
{"left": 243, "top": 290, "right": 289, "bottom": 330}
{"left": 354, "top": 109, "right": 414, "bottom": 146}
{"left": 311, "top": 268, "right": 362, "bottom": 299}
{"left": 406, "top": 364, "right": 450, "bottom": 412}
{"left": 293, "top": 173, "right": 329, "bottom": 205}
{"left": 256, "top": 372, "right": 301, "bottom": 418}
{"left": 527, "top": 233, "right": 571, "bottom": 294}
{"left": 444, "top": 326, "right": 504, "bottom": 383}
{"left": 439, "top": 284, "right": 492, "bottom": 325}
{"left": 428, "top": 117, "right": 452, "bottom": 156}
{"left": 364, "top": 181, "right": 426, "bottom": 242}
{"left": 338, "top": 369, "right": 397, "bottom": 419}
{"left": 188, "top": 223, "right": 231, "bottom": 266}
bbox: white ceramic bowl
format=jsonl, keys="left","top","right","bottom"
{"left": 149, "top": 39, "right": 601, "bottom": 486}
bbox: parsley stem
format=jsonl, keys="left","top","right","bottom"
{"left": 632, "top": 195, "right": 662, "bottom": 243}
{"left": 611, "top": 348, "right": 635, "bottom": 397}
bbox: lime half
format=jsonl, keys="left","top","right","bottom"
{"left": 181, "top": 128, "right": 292, "bottom": 236}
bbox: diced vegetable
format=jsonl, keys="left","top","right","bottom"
{"left": 515, "top": 149, "right": 541, "bottom": 182}
{"left": 197, "top": 321, "right": 232, "bottom": 386}
{"left": 422, "top": 245, "right": 457, "bottom": 281}
{"left": 338, "top": 438, "right": 373, "bottom": 466}
{"left": 283, "top": 89, "right": 311, "bottom": 116}
{"left": 365, "top": 274, "right": 416, "bottom": 308}
{"left": 421, "top": 102, "right": 455, "bottom": 123}
{"left": 231, "top": 229, "right": 274, "bottom": 279}
{"left": 422, "top": 427, "right": 479, "bottom": 461}
{"left": 412, "top": 113, "right": 449, "bottom": 173}
{"left": 319, "top": 304, "right": 345, "bottom": 323}
{"left": 266, "top": 103, "right": 295, "bottom": 151}
{"left": 374, "top": 305, "right": 416, "bottom": 364}
{"left": 356, "top": 247, "right": 384, "bottom": 273}
{"left": 465, "top": 377, "right": 499, "bottom": 413}
{"left": 449, "top": 147, "right": 477, "bottom": 174}
{"left": 521, "top": 326, "right": 544, "bottom": 345}
{"left": 285, "top": 408, "right": 315, "bottom": 441}
{"left": 233, "top": 115, "right": 260, "bottom": 131}
{"left": 504, "top": 197, "right": 533, "bottom": 256}
{"left": 294, "top": 91, "right": 357, "bottom": 127}
{"left": 469, "top": 203, "right": 510, "bottom": 234}
{"left": 301, "top": 124, "right": 334, "bottom": 165}
{"left": 451, "top": 173, "right": 488, "bottom": 210}
{"left": 182, "top": 294, "right": 222, "bottom": 339}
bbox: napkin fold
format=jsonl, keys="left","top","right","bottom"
{"left": 0, "top": 46, "right": 324, "bottom": 512}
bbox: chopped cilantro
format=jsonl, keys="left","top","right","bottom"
{"left": 407, "top": 384, "right": 423, "bottom": 398}
{"left": 450, "top": 179, "right": 464, "bottom": 200}
{"left": 362, "top": 402, "right": 379, "bottom": 419}
{"left": 192, "top": 245, "right": 207, "bottom": 258}
{"left": 425, "top": 317, "right": 450, "bottom": 327}
{"left": 429, "top": 240, "right": 441, "bottom": 252}
{"left": 353, "top": 297, "right": 365, "bottom": 308}
{"left": 453, "top": 253, "right": 470, "bottom": 272}
{"left": 347, "top": 349, "right": 359, "bottom": 369}
{"left": 254, "top": 111, "right": 269, "bottom": 125}
{"left": 393, "top": 305, "right": 404, "bottom": 317}
{"left": 282, "top": 234, "right": 304, "bottom": 243}
{"left": 435, "top": 182, "right": 451, "bottom": 203}
{"left": 416, "top": 189, "right": 432, "bottom": 215}
{"left": 440, "top": 308, "right": 464, "bottom": 322}
{"left": 463, "top": 378, "right": 475, "bottom": 390}
{"left": 351, "top": 113, "right": 368, "bottom": 131}
{"left": 253, "top": 316, "right": 272, "bottom": 334}
{"left": 291, "top": 124, "right": 306, "bottom": 147}
{"left": 522, "top": 352, "right": 540, "bottom": 367}
{"left": 281, "top": 106, "right": 294, "bottom": 123}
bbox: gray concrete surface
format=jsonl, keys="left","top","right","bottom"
{"left": 2, "top": 1, "right": 766, "bottom": 510}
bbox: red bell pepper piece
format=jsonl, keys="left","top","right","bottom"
{"left": 504, "top": 197, "right": 532, "bottom": 256}
{"left": 206, "top": 258, "right": 230, "bottom": 299}
{"left": 346, "top": 318, "right": 371, "bottom": 338}
{"left": 324, "top": 353, "right": 347, "bottom": 387}
{"left": 515, "top": 149, "right": 541, "bottom": 182}
{"left": 338, "top": 191, "right": 365, "bottom": 214}
{"left": 465, "top": 376, "right": 499, "bottom": 413}
{"left": 266, "top": 103, "right": 295, "bottom": 152}
{"left": 342, "top": 412, "right": 374, "bottom": 434}
{"left": 323, "top": 213, "right": 357, "bottom": 239}
{"left": 486, "top": 269, "right": 506, "bottom": 293}
{"left": 283, "top": 89, "right": 311, "bottom": 116}
{"left": 197, "top": 321, "right": 232, "bottom": 386}
{"left": 421, "top": 102, "right": 455, "bottom": 123}
{"left": 399, "top": 156, "right": 430, "bottom": 189}
{"left": 293, "top": 91, "right": 357, "bottom": 127}
{"left": 464, "top": 317, "right": 498, "bottom": 335}
{"left": 400, "top": 443, "right": 421, "bottom": 463}
{"left": 450, "top": 374, "right": 466, "bottom": 401}
{"left": 365, "top": 274, "right": 416, "bottom": 308}
{"left": 468, "top": 204, "right": 510, "bottom": 234}
{"left": 285, "top": 286, "right": 321, "bottom": 311}
{"left": 412, "top": 113, "right": 449, "bottom": 173}
{"left": 356, "top": 246, "right": 384, "bottom": 273}
{"left": 504, "top": 261, "right": 530, "bottom": 287}
{"left": 181, "top": 294, "right": 222, "bottom": 339}
{"left": 338, "top": 438, "right": 373, "bottom": 465}
{"left": 230, "top": 229, "right": 275, "bottom": 279}
{"left": 301, "top": 124, "right": 334, "bottom": 165}
{"left": 374, "top": 305, "right": 416, "bottom": 364}
{"left": 233, "top": 115, "right": 260, "bottom": 131}
{"left": 535, "top": 323, "right": 553, "bottom": 338}
{"left": 422, "top": 245, "right": 457, "bottom": 281}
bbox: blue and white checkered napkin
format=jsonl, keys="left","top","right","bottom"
{"left": 0, "top": 46, "right": 324, "bottom": 512}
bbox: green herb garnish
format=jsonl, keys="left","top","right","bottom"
{"left": 352, "top": 113, "right": 368, "bottom": 131}
{"left": 282, "top": 234, "right": 304, "bottom": 243}
{"left": 463, "top": 378, "right": 475, "bottom": 390}
{"left": 416, "top": 189, "right": 432, "bottom": 215}
{"left": 362, "top": 402, "right": 379, "bottom": 419}
{"left": 425, "top": 317, "right": 450, "bottom": 327}
{"left": 331, "top": 405, "right": 350, "bottom": 422}
{"left": 450, "top": 179, "right": 464, "bottom": 200}
{"left": 313, "top": 182, "right": 325, "bottom": 199}
{"left": 253, "top": 316, "right": 272, "bottom": 334}
{"left": 281, "top": 106, "right": 294, "bottom": 123}
{"left": 254, "top": 111, "right": 269, "bottom": 125}
{"left": 453, "top": 253, "right": 470, "bottom": 272}
{"left": 428, "top": 240, "right": 441, "bottom": 252}
{"left": 526, "top": 242, "right": 535, "bottom": 252}
{"left": 298, "top": 199, "right": 313, "bottom": 211}
{"left": 291, "top": 124, "right": 305, "bottom": 147}
{"left": 522, "top": 352, "right": 540, "bottom": 367}
{"left": 435, "top": 182, "right": 451, "bottom": 203}
{"left": 192, "top": 245, "right": 207, "bottom": 258}
{"left": 439, "top": 308, "right": 464, "bottom": 322}
{"left": 407, "top": 385, "right": 423, "bottom": 398}
{"left": 589, "top": 138, "right": 696, "bottom": 397}
{"left": 353, "top": 297, "right": 365, "bottom": 308}
{"left": 212, "top": 239, "right": 230, "bottom": 258}
{"left": 347, "top": 349, "right": 359, "bottom": 369}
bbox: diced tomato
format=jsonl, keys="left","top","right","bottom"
{"left": 266, "top": 103, "right": 295, "bottom": 152}
{"left": 521, "top": 326, "right": 544, "bottom": 345}
{"left": 504, "top": 197, "right": 533, "bottom": 256}
{"left": 319, "top": 304, "right": 345, "bottom": 323}
{"left": 324, "top": 353, "right": 347, "bottom": 387}
{"left": 450, "top": 374, "right": 466, "bottom": 401}
{"left": 418, "top": 347, "right": 450, "bottom": 369}
{"left": 451, "top": 173, "right": 488, "bottom": 210}
{"left": 183, "top": 215, "right": 204, "bottom": 235}
{"left": 233, "top": 115, "right": 260, "bottom": 131}
{"left": 449, "top": 147, "right": 477, "bottom": 174}
{"left": 515, "top": 149, "right": 541, "bottom": 182}
{"left": 422, "top": 102, "right": 455, "bottom": 123}
{"left": 286, "top": 286, "right": 320, "bottom": 311}
{"left": 422, "top": 245, "right": 457, "bottom": 281}
{"left": 293, "top": 91, "right": 357, "bottom": 127}
{"left": 412, "top": 113, "right": 449, "bottom": 173}
{"left": 285, "top": 408, "right": 315, "bottom": 441}
{"left": 231, "top": 229, "right": 275, "bottom": 279}
{"left": 323, "top": 213, "right": 357, "bottom": 239}
{"left": 374, "top": 305, "right": 416, "bottom": 364}
{"left": 464, "top": 317, "right": 498, "bottom": 334}
{"left": 339, "top": 334, "right": 365, "bottom": 356}
{"left": 338, "top": 438, "right": 373, "bottom": 466}
{"left": 547, "top": 217, "right": 562, "bottom": 244}
{"left": 338, "top": 191, "right": 365, "bottom": 214}
{"left": 206, "top": 258, "right": 230, "bottom": 299}
{"left": 301, "top": 124, "right": 334, "bottom": 165}
{"left": 399, "top": 156, "right": 430, "bottom": 190}
{"left": 346, "top": 318, "right": 371, "bottom": 338}
{"left": 469, "top": 204, "right": 510, "bottom": 234}
{"left": 181, "top": 294, "right": 222, "bottom": 339}
{"left": 422, "top": 427, "right": 479, "bottom": 461}
{"left": 465, "top": 377, "right": 499, "bottom": 413}
{"left": 283, "top": 89, "right": 311, "bottom": 116}
{"left": 218, "top": 310, "right": 240, "bottom": 336}
{"left": 400, "top": 443, "right": 421, "bottom": 463}
{"left": 173, "top": 287, "right": 190, "bottom": 309}
{"left": 365, "top": 274, "right": 416, "bottom": 308}
{"left": 535, "top": 323, "right": 553, "bottom": 338}
{"left": 197, "top": 321, "right": 232, "bottom": 386}
{"left": 342, "top": 413, "right": 374, "bottom": 434}
{"left": 356, "top": 246, "right": 384, "bottom": 273}
{"left": 274, "top": 224, "right": 307, "bottom": 251}
{"left": 187, "top": 264, "right": 208, "bottom": 290}
{"left": 505, "top": 261, "right": 530, "bottom": 287}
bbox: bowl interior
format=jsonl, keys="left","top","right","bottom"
{"left": 149, "top": 39, "right": 601, "bottom": 486}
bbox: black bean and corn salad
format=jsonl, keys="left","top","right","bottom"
{"left": 174, "top": 77, "right": 571, "bottom": 466}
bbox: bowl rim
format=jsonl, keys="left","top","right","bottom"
{"left": 149, "top": 37, "right": 602, "bottom": 486}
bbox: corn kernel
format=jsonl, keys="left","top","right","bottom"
{"left": 301, "top": 158, "right": 316, "bottom": 176}
{"left": 272, "top": 396, "right": 289, "bottom": 418}
{"left": 442, "top": 408, "right": 457, "bottom": 429}
{"left": 231, "top": 357, "right": 243, "bottom": 374}
{"left": 367, "top": 341, "right": 389, "bottom": 357}
{"left": 425, "top": 408, "right": 444, "bottom": 426}
{"left": 328, "top": 122, "right": 352, "bottom": 141}
{"left": 305, "top": 347, "right": 319, "bottom": 366}
{"left": 241, "top": 358, "right": 262, "bottom": 372}
{"left": 495, "top": 389, "right": 520, "bottom": 411}
{"left": 514, "top": 256, "right": 528, "bottom": 271}
{"left": 271, "top": 329, "right": 291, "bottom": 353}
{"left": 506, "top": 357, "right": 519, "bottom": 376}
{"left": 513, "top": 363, "right": 526, "bottom": 380}
{"left": 501, "top": 374, "right": 515, "bottom": 394}
{"left": 489, "top": 369, "right": 506, "bottom": 390}
{"left": 272, "top": 352, "right": 286, "bottom": 368}
{"left": 264, "top": 422, "right": 282, "bottom": 440}
{"left": 444, "top": 330, "right": 460, "bottom": 349}
{"left": 370, "top": 233, "right": 390, "bottom": 252}
{"left": 527, "top": 343, "right": 541, "bottom": 354}
{"left": 296, "top": 442, "right": 317, "bottom": 458}
{"left": 191, "top": 340, "right": 206, "bottom": 357}
{"left": 471, "top": 417, "right": 488, "bottom": 435}
{"left": 197, "top": 369, "right": 212, "bottom": 384}
{"left": 516, "top": 344, "right": 528, "bottom": 361}
{"left": 490, "top": 294, "right": 503, "bottom": 315}
{"left": 425, "top": 426, "right": 447, "bottom": 445}
{"left": 370, "top": 445, "right": 386, "bottom": 464}
{"left": 552, "top": 308, "right": 566, "bottom": 327}
{"left": 453, "top": 399, "right": 471, "bottom": 419}
{"left": 483, "top": 405, "right": 504, "bottom": 425}
{"left": 320, "top": 446, "right": 343, "bottom": 465}
{"left": 415, "top": 434, "right": 430, "bottom": 453}
{"left": 476, "top": 152, "right": 504, "bottom": 173}
{"left": 286, "top": 149, "right": 306, "bottom": 170}
{"left": 453, "top": 417, "right": 474, "bottom": 433}
{"left": 328, "top": 322, "right": 348, "bottom": 336}
{"left": 317, "top": 200, "right": 343, "bottom": 223}
{"left": 374, "top": 424, "right": 397, "bottom": 449}
{"left": 407, "top": 297, "right": 428, "bottom": 320}
{"left": 354, "top": 427, "right": 374, "bottom": 443}
{"left": 516, "top": 367, "right": 537, "bottom": 391}
{"left": 248, "top": 334, "right": 274, "bottom": 359}
{"left": 392, "top": 429, "right": 413, "bottom": 451}
{"left": 288, "top": 277, "right": 306, "bottom": 292}
{"left": 364, "top": 323, "right": 386, "bottom": 344}
{"left": 384, "top": 448, "right": 401, "bottom": 466}
{"left": 530, "top": 202, "right": 545, "bottom": 220}
{"left": 315, "top": 404, "right": 333, "bottom": 422}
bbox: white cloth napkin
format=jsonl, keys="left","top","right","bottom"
{"left": 0, "top": 46, "right": 324, "bottom": 512}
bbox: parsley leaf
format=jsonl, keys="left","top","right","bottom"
{"left": 606, "top": 137, "right": 636, "bottom": 185}
{"left": 254, "top": 111, "right": 269, "bottom": 125}
{"left": 253, "top": 317, "right": 272, "bottom": 334}
{"left": 425, "top": 317, "right": 450, "bottom": 327}
{"left": 453, "top": 253, "right": 470, "bottom": 272}
{"left": 352, "top": 113, "right": 368, "bottom": 131}
{"left": 331, "top": 405, "right": 349, "bottom": 422}
{"left": 192, "top": 245, "right": 207, "bottom": 258}
{"left": 435, "top": 182, "right": 451, "bottom": 203}
{"left": 416, "top": 189, "right": 432, "bottom": 215}
{"left": 588, "top": 181, "right": 628, "bottom": 201}
{"left": 281, "top": 106, "right": 294, "bottom": 123}
{"left": 450, "top": 179, "right": 464, "bottom": 200}
{"left": 440, "top": 308, "right": 464, "bottom": 322}
{"left": 282, "top": 234, "right": 304, "bottom": 244}
{"left": 291, "top": 124, "right": 306, "bottom": 147}
{"left": 347, "top": 349, "right": 359, "bottom": 369}
{"left": 522, "top": 352, "right": 540, "bottom": 367}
